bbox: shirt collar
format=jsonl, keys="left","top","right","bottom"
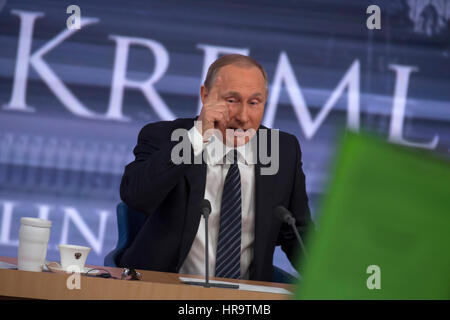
{"left": 204, "top": 134, "right": 256, "bottom": 166}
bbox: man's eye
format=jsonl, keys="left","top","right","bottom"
{"left": 250, "top": 101, "right": 259, "bottom": 106}
{"left": 227, "top": 99, "right": 236, "bottom": 103}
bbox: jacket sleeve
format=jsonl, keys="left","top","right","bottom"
{"left": 119, "top": 123, "right": 191, "bottom": 216}
{"left": 278, "top": 135, "right": 316, "bottom": 270}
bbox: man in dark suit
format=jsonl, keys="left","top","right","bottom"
{"left": 119, "top": 54, "right": 314, "bottom": 282}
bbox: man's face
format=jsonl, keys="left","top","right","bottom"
{"left": 201, "top": 64, "right": 267, "bottom": 147}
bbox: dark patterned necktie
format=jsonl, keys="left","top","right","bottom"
{"left": 215, "top": 150, "right": 242, "bottom": 279}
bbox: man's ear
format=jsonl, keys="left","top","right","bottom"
{"left": 200, "top": 85, "right": 208, "bottom": 105}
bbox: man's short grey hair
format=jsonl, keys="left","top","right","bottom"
{"left": 203, "top": 54, "right": 268, "bottom": 94}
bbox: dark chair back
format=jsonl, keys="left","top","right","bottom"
{"left": 104, "top": 202, "right": 146, "bottom": 267}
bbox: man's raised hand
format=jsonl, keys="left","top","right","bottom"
{"left": 197, "top": 77, "right": 229, "bottom": 140}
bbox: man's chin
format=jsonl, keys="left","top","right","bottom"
{"left": 224, "top": 132, "right": 255, "bottom": 148}
{"left": 231, "top": 137, "right": 247, "bottom": 147}
{"left": 219, "top": 127, "right": 257, "bottom": 148}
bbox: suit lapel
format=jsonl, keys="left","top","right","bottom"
{"left": 175, "top": 118, "right": 208, "bottom": 270}
{"left": 251, "top": 127, "right": 276, "bottom": 279}
{"left": 177, "top": 154, "right": 207, "bottom": 270}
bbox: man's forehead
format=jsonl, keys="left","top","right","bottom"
{"left": 217, "top": 64, "right": 265, "bottom": 81}
{"left": 223, "top": 91, "right": 264, "bottom": 98}
{"left": 215, "top": 65, "right": 266, "bottom": 92}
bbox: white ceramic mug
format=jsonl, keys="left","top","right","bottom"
{"left": 58, "top": 244, "right": 91, "bottom": 271}
{"left": 17, "top": 217, "right": 52, "bottom": 272}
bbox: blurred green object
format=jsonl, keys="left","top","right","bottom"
{"left": 296, "top": 132, "right": 450, "bottom": 300}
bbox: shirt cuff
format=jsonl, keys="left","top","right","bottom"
{"left": 188, "top": 124, "right": 207, "bottom": 157}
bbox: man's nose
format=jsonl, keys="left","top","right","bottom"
{"left": 235, "top": 104, "right": 249, "bottom": 124}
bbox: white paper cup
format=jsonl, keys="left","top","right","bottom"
{"left": 18, "top": 217, "right": 52, "bottom": 272}
{"left": 58, "top": 244, "right": 91, "bottom": 271}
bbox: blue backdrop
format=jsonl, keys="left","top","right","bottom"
{"left": 0, "top": 0, "right": 449, "bottom": 275}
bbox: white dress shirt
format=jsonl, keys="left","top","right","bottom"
{"left": 179, "top": 126, "right": 256, "bottom": 279}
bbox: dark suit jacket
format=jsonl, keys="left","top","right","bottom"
{"left": 119, "top": 117, "right": 314, "bottom": 282}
